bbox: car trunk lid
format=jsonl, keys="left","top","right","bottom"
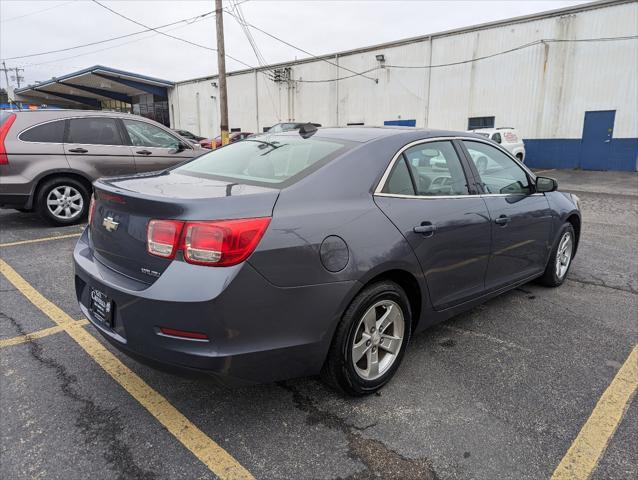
{"left": 90, "top": 171, "right": 279, "bottom": 284}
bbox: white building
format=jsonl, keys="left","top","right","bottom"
{"left": 170, "top": 0, "right": 638, "bottom": 171}
{"left": 169, "top": 0, "right": 638, "bottom": 171}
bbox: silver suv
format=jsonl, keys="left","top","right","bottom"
{"left": 0, "top": 110, "right": 200, "bottom": 225}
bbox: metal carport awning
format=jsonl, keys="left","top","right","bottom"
{"left": 14, "top": 65, "right": 174, "bottom": 108}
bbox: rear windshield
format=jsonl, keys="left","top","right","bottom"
{"left": 175, "top": 135, "right": 353, "bottom": 186}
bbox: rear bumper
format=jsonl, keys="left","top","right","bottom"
{"left": 73, "top": 228, "right": 355, "bottom": 383}
{"left": 0, "top": 193, "right": 30, "bottom": 209}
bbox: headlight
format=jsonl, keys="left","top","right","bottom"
{"left": 571, "top": 193, "right": 581, "bottom": 210}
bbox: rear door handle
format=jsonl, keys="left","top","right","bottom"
{"left": 413, "top": 222, "right": 435, "bottom": 236}
{"left": 68, "top": 148, "right": 88, "bottom": 153}
{"left": 494, "top": 215, "right": 510, "bottom": 226}
{"left": 136, "top": 150, "right": 152, "bottom": 155}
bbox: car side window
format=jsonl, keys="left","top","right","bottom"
{"left": 463, "top": 140, "right": 531, "bottom": 195}
{"left": 382, "top": 157, "right": 415, "bottom": 195}
{"left": 123, "top": 120, "right": 181, "bottom": 149}
{"left": 19, "top": 120, "right": 65, "bottom": 143}
{"left": 402, "top": 141, "right": 470, "bottom": 196}
{"left": 67, "top": 118, "right": 123, "bottom": 146}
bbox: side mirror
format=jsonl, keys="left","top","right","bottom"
{"left": 169, "top": 142, "right": 186, "bottom": 154}
{"left": 536, "top": 176, "right": 558, "bottom": 193}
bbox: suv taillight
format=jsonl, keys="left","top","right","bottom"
{"left": 0, "top": 113, "right": 17, "bottom": 165}
{"left": 146, "top": 217, "right": 271, "bottom": 266}
{"left": 88, "top": 194, "right": 96, "bottom": 226}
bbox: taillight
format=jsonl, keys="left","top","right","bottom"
{"left": 183, "top": 218, "right": 271, "bottom": 266}
{"left": 147, "top": 220, "right": 184, "bottom": 259}
{"left": 0, "top": 113, "right": 17, "bottom": 165}
{"left": 146, "top": 217, "right": 270, "bottom": 267}
{"left": 88, "top": 194, "right": 96, "bottom": 226}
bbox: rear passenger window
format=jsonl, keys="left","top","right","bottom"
{"left": 19, "top": 120, "right": 65, "bottom": 143}
{"left": 382, "top": 158, "right": 415, "bottom": 195}
{"left": 403, "top": 141, "right": 470, "bottom": 196}
{"left": 68, "top": 118, "right": 123, "bottom": 145}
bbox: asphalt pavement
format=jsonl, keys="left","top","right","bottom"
{"left": 1, "top": 168, "right": 636, "bottom": 480}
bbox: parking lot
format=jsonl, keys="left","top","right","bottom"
{"left": 1, "top": 168, "right": 636, "bottom": 480}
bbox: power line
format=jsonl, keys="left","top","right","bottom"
{"left": 90, "top": 0, "right": 254, "bottom": 69}
{"left": 1, "top": 11, "right": 215, "bottom": 61}
{"left": 223, "top": 9, "right": 378, "bottom": 83}
{"left": 229, "top": 0, "right": 281, "bottom": 120}
{"left": 385, "top": 35, "right": 638, "bottom": 69}
{"left": 1, "top": 0, "right": 75, "bottom": 23}
{"left": 21, "top": 14, "right": 212, "bottom": 69}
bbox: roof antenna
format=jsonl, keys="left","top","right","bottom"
{"left": 298, "top": 123, "right": 317, "bottom": 139}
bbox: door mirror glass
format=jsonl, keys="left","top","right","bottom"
{"left": 536, "top": 176, "right": 558, "bottom": 193}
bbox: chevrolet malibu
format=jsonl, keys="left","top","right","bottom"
{"left": 74, "top": 126, "right": 581, "bottom": 395}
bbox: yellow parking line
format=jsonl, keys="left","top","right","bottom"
{"left": 534, "top": 168, "right": 555, "bottom": 175}
{"left": 0, "top": 232, "right": 82, "bottom": 248}
{"left": 0, "top": 258, "right": 254, "bottom": 480}
{"left": 0, "top": 319, "right": 88, "bottom": 348}
{"left": 551, "top": 344, "right": 638, "bottom": 479}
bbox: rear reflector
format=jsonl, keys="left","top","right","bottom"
{"left": 0, "top": 113, "right": 17, "bottom": 165}
{"left": 147, "top": 220, "right": 184, "bottom": 259}
{"left": 159, "top": 327, "right": 209, "bottom": 340}
{"left": 146, "top": 217, "right": 271, "bottom": 267}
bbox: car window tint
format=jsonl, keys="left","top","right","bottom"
{"left": 20, "top": 120, "right": 65, "bottom": 143}
{"left": 123, "top": 120, "right": 180, "bottom": 148}
{"left": 176, "top": 136, "right": 352, "bottom": 185}
{"left": 403, "top": 141, "right": 470, "bottom": 196}
{"left": 382, "top": 157, "right": 415, "bottom": 195}
{"left": 68, "top": 118, "right": 123, "bottom": 145}
{"left": 463, "top": 140, "right": 531, "bottom": 195}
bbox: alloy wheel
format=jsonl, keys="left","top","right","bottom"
{"left": 351, "top": 299, "right": 405, "bottom": 381}
{"left": 555, "top": 231, "right": 573, "bottom": 279}
{"left": 46, "top": 186, "right": 84, "bottom": 220}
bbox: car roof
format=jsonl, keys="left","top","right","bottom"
{"left": 471, "top": 127, "right": 518, "bottom": 133}
{"left": 264, "top": 126, "right": 483, "bottom": 143}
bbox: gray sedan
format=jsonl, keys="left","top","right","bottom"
{"left": 73, "top": 126, "right": 581, "bottom": 395}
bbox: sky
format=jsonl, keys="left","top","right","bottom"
{"left": 0, "top": 0, "right": 590, "bottom": 89}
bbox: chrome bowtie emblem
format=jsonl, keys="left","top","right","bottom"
{"left": 102, "top": 216, "right": 119, "bottom": 232}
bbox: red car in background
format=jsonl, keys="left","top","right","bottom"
{"left": 200, "top": 131, "right": 253, "bottom": 149}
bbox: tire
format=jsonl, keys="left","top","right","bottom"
{"left": 322, "top": 281, "right": 412, "bottom": 396}
{"left": 36, "top": 177, "right": 90, "bottom": 226}
{"left": 538, "top": 223, "right": 575, "bottom": 287}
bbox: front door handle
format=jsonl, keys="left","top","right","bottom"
{"left": 136, "top": 150, "right": 152, "bottom": 155}
{"left": 494, "top": 215, "right": 510, "bottom": 226}
{"left": 68, "top": 148, "right": 88, "bottom": 153}
{"left": 413, "top": 222, "right": 435, "bottom": 237}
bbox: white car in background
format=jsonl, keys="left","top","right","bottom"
{"left": 470, "top": 128, "right": 526, "bottom": 162}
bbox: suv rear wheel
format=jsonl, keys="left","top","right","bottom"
{"left": 36, "top": 177, "right": 90, "bottom": 226}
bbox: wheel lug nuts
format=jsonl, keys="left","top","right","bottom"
{"left": 371, "top": 327, "right": 375, "bottom": 333}
{"left": 366, "top": 340, "right": 371, "bottom": 347}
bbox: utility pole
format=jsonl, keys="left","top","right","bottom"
{"left": 11, "top": 67, "right": 24, "bottom": 88}
{"left": 215, "top": 0, "right": 229, "bottom": 146}
{"left": 1, "top": 61, "right": 18, "bottom": 109}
